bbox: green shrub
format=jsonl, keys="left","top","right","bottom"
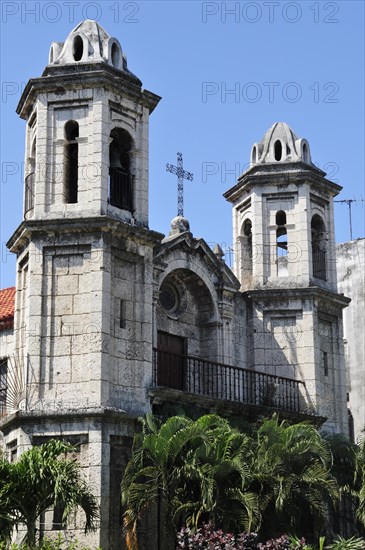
{"left": 0, "top": 533, "right": 101, "bottom": 550}
{"left": 325, "top": 535, "right": 365, "bottom": 550}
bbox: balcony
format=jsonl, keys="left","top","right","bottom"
{"left": 152, "top": 349, "right": 310, "bottom": 417}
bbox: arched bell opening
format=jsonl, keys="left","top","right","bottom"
{"left": 64, "top": 120, "right": 79, "bottom": 204}
{"left": 25, "top": 138, "right": 36, "bottom": 216}
{"left": 311, "top": 215, "right": 327, "bottom": 280}
{"left": 239, "top": 219, "right": 253, "bottom": 286}
{"left": 276, "top": 210, "right": 288, "bottom": 276}
{"left": 108, "top": 128, "right": 134, "bottom": 212}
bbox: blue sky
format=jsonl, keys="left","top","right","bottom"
{"left": 1, "top": 0, "right": 364, "bottom": 288}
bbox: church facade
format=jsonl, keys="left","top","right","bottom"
{"left": 0, "top": 21, "right": 351, "bottom": 548}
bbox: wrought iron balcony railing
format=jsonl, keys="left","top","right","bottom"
{"left": 153, "top": 348, "right": 304, "bottom": 414}
{"left": 0, "top": 357, "right": 25, "bottom": 420}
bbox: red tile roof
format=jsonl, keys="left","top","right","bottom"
{"left": 0, "top": 287, "right": 15, "bottom": 331}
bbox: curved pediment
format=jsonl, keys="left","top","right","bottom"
{"left": 154, "top": 230, "right": 240, "bottom": 293}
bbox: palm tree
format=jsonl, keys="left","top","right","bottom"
{"left": 121, "top": 414, "right": 218, "bottom": 547}
{"left": 355, "top": 436, "right": 365, "bottom": 529}
{"left": 0, "top": 445, "right": 14, "bottom": 544}
{"left": 0, "top": 439, "right": 99, "bottom": 546}
{"left": 189, "top": 426, "right": 259, "bottom": 532}
{"left": 325, "top": 433, "right": 357, "bottom": 489}
{"left": 121, "top": 414, "right": 259, "bottom": 549}
{"left": 324, "top": 432, "right": 365, "bottom": 535}
{"left": 250, "top": 415, "right": 339, "bottom": 538}
{"left": 324, "top": 432, "right": 359, "bottom": 535}
{"left": 122, "top": 413, "right": 343, "bottom": 546}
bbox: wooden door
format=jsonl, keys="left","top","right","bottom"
{"left": 157, "top": 332, "right": 185, "bottom": 390}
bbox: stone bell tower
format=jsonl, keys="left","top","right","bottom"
{"left": 224, "top": 123, "right": 350, "bottom": 434}
{"left": 3, "top": 20, "right": 161, "bottom": 547}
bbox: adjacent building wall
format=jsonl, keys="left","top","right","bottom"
{"left": 336, "top": 238, "right": 365, "bottom": 440}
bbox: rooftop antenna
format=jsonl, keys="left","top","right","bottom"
{"left": 334, "top": 198, "right": 364, "bottom": 240}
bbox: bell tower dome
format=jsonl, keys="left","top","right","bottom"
{"left": 18, "top": 20, "right": 160, "bottom": 226}
{"left": 225, "top": 122, "right": 339, "bottom": 292}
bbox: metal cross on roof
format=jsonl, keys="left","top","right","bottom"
{"left": 166, "top": 152, "right": 193, "bottom": 217}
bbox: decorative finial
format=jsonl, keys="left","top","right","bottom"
{"left": 213, "top": 243, "right": 225, "bottom": 261}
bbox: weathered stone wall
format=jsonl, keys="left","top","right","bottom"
{"left": 250, "top": 295, "right": 314, "bottom": 414}
{"left": 246, "top": 287, "right": 348, "bottom": 435}
{"left": 314, "top": 303, "right": 348, "bottom": 434}
{"left": 0, "top": 329, "right": 14, "bottom": 361}
{"left": 107, "top": 234, "right": 155, "bottom": 415}
{"left": 337, "top": 238, "right": 365, "bottom": 439}
{"left": 14, "top": 229, "right": 104, "bottom": 411}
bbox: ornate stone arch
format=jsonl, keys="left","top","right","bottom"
{"left": 156, "top": 256, "right": 220, "bottom": 322}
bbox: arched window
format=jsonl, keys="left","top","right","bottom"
{"left": 276, "top": 210, "right": 288, "bottom": 276}
{"left": 311, "top": 215, "right": 326, "bottom": 280}
{"left": 243, "top": 219, "right": 252, "bottom": 253}
{"left": 276, "top": 210, "right": 286, "bottom": 226}
{"left": 276, "top": 210, "right": 287, "bottom": 257}
{"left": 240, "top": 218, "right": 253, "bottom": 283}
{"left": 252, "top": 146, "right": 257, "bottom": 164}
{"left": 111, "top": 42, "right": 120, "bottom": 68}
{"left": 30, "top": 137, "right": 37, "bottom": 166}
{"left": 64, "top": 120, "right": 79, "bottom": 204}
{"left": 25, "top": 138, "right": 36, "bottom": 215}
{"left": 73, "top": 35, "right": 84, "bottom": 61}
{"left": 302, "top": 143, "right": 309, "bottom": 163}
{"left": 109, "top": 128, "right": 133, "bottom": 212}
{"left": 274, "top": 140, "right": 282, "bottom": 161}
